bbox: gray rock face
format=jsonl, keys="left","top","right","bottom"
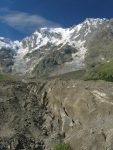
{"left": 1, "top": 79, "right": 113, "bottom": 150}
{"left": 0, "top": 48, "right": 15, "bottom": 73}
{"left": 0, "top": 81, "right": 63, "bottom": 150}
{"left": 0, "top": 38, "right": 19, "bottom": 74}
{"left": 46, "top": 79, "right": 113, "bottom": 150}
{"left": 33, "top": 45, "right": 78, "bottom": 77}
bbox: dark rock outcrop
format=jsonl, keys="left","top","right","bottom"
{"left": 0, "top": 81, "right": 62, "bottom": 150}
{"left": 1, "top": 79, "right": 113, "bottom": 150}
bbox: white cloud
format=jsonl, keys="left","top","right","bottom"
{"left": 0, "top": 9, "right": 60, "bottom": 33}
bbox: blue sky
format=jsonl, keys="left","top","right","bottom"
{"left": 0, "top": 0, "right": 113, "bottom": 40}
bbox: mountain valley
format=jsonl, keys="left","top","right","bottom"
{"left": 1, "top": 18, "right": 113, "bottom": 150}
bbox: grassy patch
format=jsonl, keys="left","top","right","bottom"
{"left": 53, "top": 143, "right": 71, "bottom": 150}
{"left": 0, "top": 74, "right": 17, "bottom": 81}
{"left": 51, "top": 60, "right": 113, "bottom": 82}
{"left": 84, "top": 60, "right": 113, "bottom": 82}
{"left": 50, "top": 70, "right": 86, "bottom": 80}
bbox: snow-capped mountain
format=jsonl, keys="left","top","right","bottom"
{"left": 0, "top": 37, "right": 20, "bottom": 50}
{"left": 20, "top": 18, "right": 107, "bottom": 51}
{"left": 0, "top": 37, "right": 21, "bottom": 73}
{"left": 0, "top": 18, "right": 112, "bottom": 77}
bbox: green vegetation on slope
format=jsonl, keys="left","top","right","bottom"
{"left": 84, "top": 60, "right": 113, "bottom": 82}
{"left": 50, "top": 70, "right": 86, "bottom": 80}
{"left": 53, "top": 143, "right": 71, "bottom": 150}
{"left": 50, "top": 60, "right": 113, "bottom": 82}
{"left": 0, "top": 74, "right": 16, "bottom": 81}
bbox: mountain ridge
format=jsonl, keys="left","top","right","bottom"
{"left": 0, "top": 18, "right": 112, "bottom": 78}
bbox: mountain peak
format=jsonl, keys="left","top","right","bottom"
{"left": 84, "top": 18, "right": 108, "bottom": 23}
{"left": 0, "top": 18, "right": 112, "bottom": 76}
{"left": 83, "top": 18, "right": 107, "bottom": 27}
